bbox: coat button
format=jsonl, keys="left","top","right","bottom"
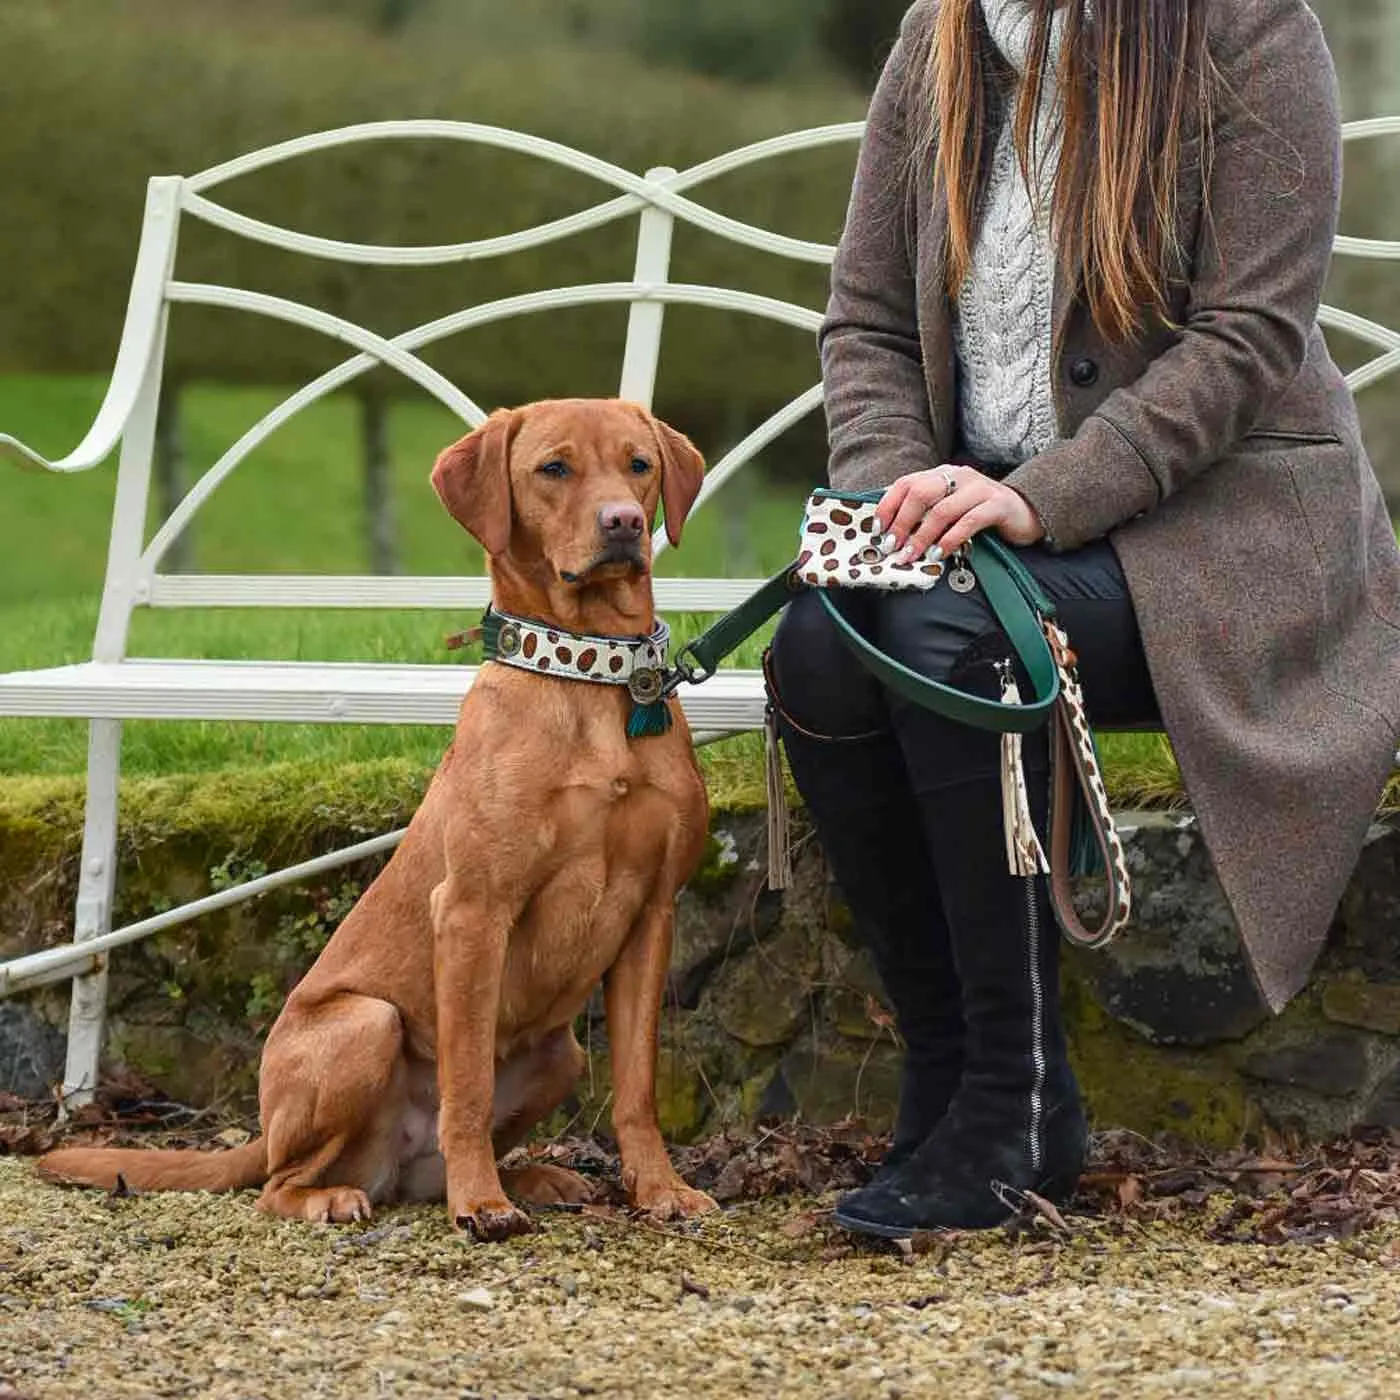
{"left": 1068, "top": 356, "right": 1099, "bottom": 388}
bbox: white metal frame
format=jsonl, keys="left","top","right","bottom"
{"left": 1, "top": 118, "right": 1398, "bottom": 1105}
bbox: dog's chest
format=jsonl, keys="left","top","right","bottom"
{"left": 524, "top": 782, "right": 672, "bottom": 932}
{"left": 499, "top": 776, "right": 696, "bottom": 1031}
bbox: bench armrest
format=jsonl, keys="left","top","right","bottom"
{"left": 1, "top": 177, "right": 185, "bottom": 477}
{"left": 1, "top": 310, "right": 159, "bottom": 473}
{"left": 0, "top": 408, "right": 130, "bottom": 474}
{"left": 0, "top": 293, "right": 166, "bottom": 475}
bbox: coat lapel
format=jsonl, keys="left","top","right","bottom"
{"left": 918, "top": 174, "right": 956, "bottom": 461}
{"left": 1051, "top": 243, "right": 1084, "bottom": 364}
{"left": 1049, "top": 250, "right": 1085, "bottom": 431}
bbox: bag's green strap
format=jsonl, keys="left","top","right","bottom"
{"left": 671, "top": 535, "right": 1059, "bottom": 735}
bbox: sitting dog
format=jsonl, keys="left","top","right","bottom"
{"left": 39, "top": 398, "right": 718, "bottom": 1240}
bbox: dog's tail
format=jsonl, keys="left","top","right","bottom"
{"left": 36, "top": 1138, "right": 269, "bottom": 1194}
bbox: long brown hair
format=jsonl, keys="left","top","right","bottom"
{"left": 913, "top": 0, "right": 1216, "bottom": 341}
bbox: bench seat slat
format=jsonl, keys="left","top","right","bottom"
{"left": 146, "top": 575, "right": 782, "bottom": 612}
{"left": 0, "top": 659, "right": 768, "bottom": 735}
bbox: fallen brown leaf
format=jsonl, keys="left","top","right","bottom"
{"left": 1022, "top": 1190, "right": 1072, "bottom": 1236}
{"left": 580, "top": 1203, "right": 624, "bottom": 1224}
{"left": 1148, "top": 1168, "right": 1212, "bottom": 1198}
{"left": 1231, "top": 1158, "right": 1305, "bottom": 1174}
{"left": 910, "top": 1231, "right": 959, "bottom": 1265}
{"left": 863, "top": 995, "right": 897, "bottom": 1036}
{"left": 712, "top": 1156, "right": 750, "bottom": 1203}
{"left": 778, "top": 1211, "right": 820, "bottom": 1240}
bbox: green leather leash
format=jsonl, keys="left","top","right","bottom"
{"left": 666, "top": 517, "right": 1133, "bottom": 946}
{"left": 667, "top": 533, "right": 1061, "bottom": 735}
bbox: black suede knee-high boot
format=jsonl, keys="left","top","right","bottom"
{"left": 779, "top": 721, "right": 966, "bottom": 1169}
{"left": 833, "top": 759, "right": 1087, "bottom": 1236}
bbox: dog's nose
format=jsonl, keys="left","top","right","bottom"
{"left": 598, "top": 501, "right": 646, "bottom": 543}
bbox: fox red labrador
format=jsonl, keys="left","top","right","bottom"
{"left": 40, "top": 398, "right": 718, "bottom": 1240}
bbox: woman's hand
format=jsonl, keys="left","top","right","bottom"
{"left": 876, "top": 466, "right": 1046, "bottom": 564}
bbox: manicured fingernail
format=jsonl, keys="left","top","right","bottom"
{"left": 877, "top": 533, "right": 899, "bottom": 557}
{"left": 894, "top": 546, "right": 916, "bottom": 566}
{"left": 924, "top": 546, "right": 945, "bottom": 564}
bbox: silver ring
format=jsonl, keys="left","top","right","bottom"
{"left": 941, "top": 470, "right": 958, "bottom": 499}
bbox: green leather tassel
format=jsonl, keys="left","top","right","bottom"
{"left": 627, "top": 700, "right": 673, "bottom": 739}
{"left": 1069, "top": 790, "right": 1103, "bottom": 877}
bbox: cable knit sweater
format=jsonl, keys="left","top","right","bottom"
{"left": 953, "top": 0, "right": 1067, "bottom": 466}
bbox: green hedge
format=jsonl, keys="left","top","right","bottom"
{"left": 0, "top": 0, "right": 864, "bottom": 441}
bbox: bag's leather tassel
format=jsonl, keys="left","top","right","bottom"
{"left": 998, "top": 662, "right": 1049, "bottom": 879}
{"left": 764, "top": 706, "right": 793, "bottom": 891}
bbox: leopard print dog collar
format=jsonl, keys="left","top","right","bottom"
{"left": 480, "top": 608, "right": 675, "bottom": 736}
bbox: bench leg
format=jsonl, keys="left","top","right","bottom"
{"left": 61, "top": 719, "right": 123, "bottom": 1109}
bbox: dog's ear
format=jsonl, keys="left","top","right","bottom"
{"left": 652, "top": 418, "right": 706, "bottom": 549}
{"left": 431, "top": 410, "right": 519, "bottom": 557}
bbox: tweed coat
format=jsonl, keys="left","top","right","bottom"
{"left": 822, "top": 0, "right": 1400, "bottom": 1011}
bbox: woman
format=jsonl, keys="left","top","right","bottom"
{"left": 770, "top": 0, "right": 1400, "bottom": 1237}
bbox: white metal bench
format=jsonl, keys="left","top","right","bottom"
{"left": 3, "top": 118, "right": 1399, "bottom": 1106}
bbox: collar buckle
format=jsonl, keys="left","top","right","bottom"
{"left": 627, "top": 667, "right": 665, "bottom": 705}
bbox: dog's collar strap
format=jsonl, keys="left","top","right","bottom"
{"left": 481, "top": 608, "right": 674, "bottom": 737}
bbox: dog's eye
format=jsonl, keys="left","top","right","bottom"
{"left": 630, "top": 457, "right": 652, "bottom": 476}
{"left": 537, "top": 460, "right": 570, "bottom": 479}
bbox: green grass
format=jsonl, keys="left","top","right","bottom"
{"left": 0, "top": 375, "right": 814, "bottom": 599}
{"left": 0, "top": 372, "right": 1185, "bottom": 803}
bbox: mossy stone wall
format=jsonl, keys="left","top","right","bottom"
{"left": 3, "top": 764, "right": 1400, "bottom": 1146}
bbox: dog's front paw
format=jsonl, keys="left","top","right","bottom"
{"left": 631, "top": 1175, "right": 719, "bottom": 1222}
{"left": 451, "top": 1195, "right": 534, "bottom": 1242}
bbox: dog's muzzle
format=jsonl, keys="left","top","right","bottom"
{"left": 560, "top": 540, "right": 648, "bottom": 584}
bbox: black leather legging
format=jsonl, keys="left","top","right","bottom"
{"left": 768, "top": 538, "right": 1160, "bottom": 798}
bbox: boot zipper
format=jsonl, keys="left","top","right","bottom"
{"left": 1024, "top": 875, "right": 1046, "bottom": 1176}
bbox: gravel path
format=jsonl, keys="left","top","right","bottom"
{"left": 2, "top": 1157, "right": 1399, "bottom": 1399}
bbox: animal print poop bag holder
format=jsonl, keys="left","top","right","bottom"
{"left": 787, "top": 488, "right": 1132, "bottom": 950}
{"left": 795, "top": 492, "right": 948, "bottom": 591}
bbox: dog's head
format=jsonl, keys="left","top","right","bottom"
{"left": 431, "top": 399, "right": 705, "bottom": 622}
